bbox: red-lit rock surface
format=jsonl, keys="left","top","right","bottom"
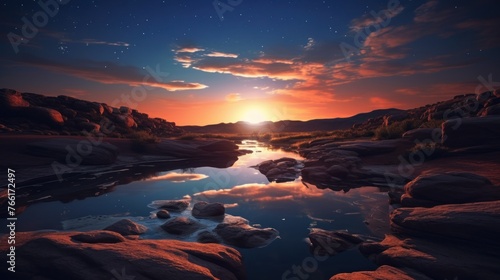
{"left": 0, "top": 230, "right": 245, "bottom": 280}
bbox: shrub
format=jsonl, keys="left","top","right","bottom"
{"left": 129, "top": 130, "right": 159, "bottom": 153}
{"left": 374, "top": 119, "right": 423, "bottom": 140}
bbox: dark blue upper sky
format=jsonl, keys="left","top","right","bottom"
{"left": 1, "top": 0, "right": 499, "bottom": 124}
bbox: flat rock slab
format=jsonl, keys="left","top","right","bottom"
{"left": 26, "top": 138, "right": 119, "bottom": 165}
{"left": 330, "top": 265, "right": 432, "bottom": 280}
{"left": 402, "top": 172, "right": 499, "bottom": 206}
{"left": 0, "top": 230, "right": 244, "bottom": 280}
{"left": 391, "top": 200, "right": 500, "bottom": 245}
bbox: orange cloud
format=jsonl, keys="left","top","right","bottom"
{"left": 175, "top": 47, "right": 205, "bottom": 53}
{"left": 225, "top": 93, "right": 242, "bottom": 102}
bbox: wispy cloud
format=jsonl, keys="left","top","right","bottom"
{"left": 12, "top": 54, "right": 207, "bottom": 91}
{"left": 205, "top": 51, "right": 238, "bottom": 58}
{"left": 79, "top": 39, "right": 130, "bottom": 47}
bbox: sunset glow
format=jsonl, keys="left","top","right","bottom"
{"left": 242, "top": 108, "right": 270, "bottom": 124}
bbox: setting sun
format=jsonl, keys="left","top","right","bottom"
{"left": 242, "top": 108, "right": 269, "bottom": 124}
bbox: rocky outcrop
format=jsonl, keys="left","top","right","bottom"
{"left": 20, "top": 106, "right": 64, "bottom": 126}
{"left": 214, "top": 216, "right": 279, "bottom": 248}
{"left": 359, "top": 234, "right": 500, "bottom": 280}
{"left": 442, "top": 116, "right": 500, "bottom": 148}
{"left": 192, "top": 201, "right": 225, "bottom": 218}
{"left": 103, "top": 219, "right": 148, "bottom": 236}
{"left": 0, "top": 88, "right": 182, "bottom": 137}
{"left": 400, "top": 172, "right": 500, "bottom": 207}
{"left": 330, "top": 265, "right": 432, "bottom": 280}
{"left": 0, "top": 230, "right": 245, "bottom": 280}
{"left": 308, "top": 228, "right": 363, "bottom": 256}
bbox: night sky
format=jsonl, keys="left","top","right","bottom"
{"left": 1, "top": 0, "right": 499, "bottom": 125}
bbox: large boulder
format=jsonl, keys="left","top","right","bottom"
{"left": 117, "top": 115, "right": 137, "bottom": 128}
{"left": 20, "top": 106, "right": 64, "bottom": 126}
{"left": 0, "top": 231, "right": 245, "bottom": 280}
{"left": 401, "top": 172, "right": 500, "bottom": 207}
{"left": 442, "top": 116, "right": 500, "bottom": 148}
{"left": 330, "top": 265, "right": 432, "bottom": 280}
{"left": 103, "top": 219, "right": 147, "bottom": 236}
{"left": 214, "top": 216, "right": 279, "bottom": 248}
{"left": 0, "top": 88, "right": 29, "bottom": 111}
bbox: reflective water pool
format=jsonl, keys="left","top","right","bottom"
{"left": 9, "top": 140, "right": 391, "bottom": 280}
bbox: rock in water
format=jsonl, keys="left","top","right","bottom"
{"left": 0, "top": 231, "right": 245, "bottom": 280}
{"left": 192, "top": 201, "right": 225, "bottom": 218}
{"left": 103, "top": 219, "right": 147, "bottom": 236}
{"left": 197, "top": 231, "right": 221, "bottom": 244}
{"left": 161, "top": 217, "right": 202, "bottom": 235}
{"left": 156, "top": 209, "right": 171, "bottom": 219}
{"left": 214, "top": 216, "right": 279, "bottom": 248}
{"left": 308, "top": 228, "right": 363, "bottom": 256}
{"left": 151, "top": 199, "right": 190, "bottom": 212}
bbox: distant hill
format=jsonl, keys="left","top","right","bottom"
{"left": 181, "top": 108, "right": 405, "bottom": 134}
